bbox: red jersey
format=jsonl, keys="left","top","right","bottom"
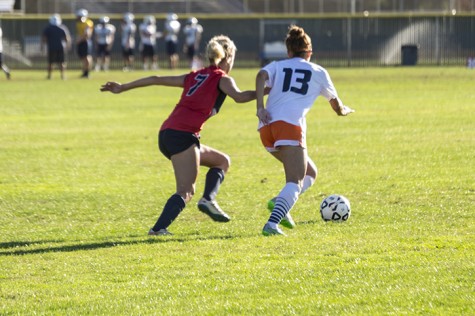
{"left": 160, "top": 66, "right": 227, "bottom": 134}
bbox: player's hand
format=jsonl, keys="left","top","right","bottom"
{"left": 341, "top": 105, "right": 355, "bottom": 116}
{"left": 257, "top": 107, "right": 272, "bottom": 125}
{"left": 100, "top": 82, "right": 123, "bottom": 94}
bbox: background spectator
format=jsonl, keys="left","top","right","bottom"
{"left": 94, "top": 16, "right": 116, "bottom": 72}
{"left": 121, "top": 12, "right": 136, "bottom": 71}
{"left": 164, "top": 13, "right": 181, "bottom": 69}
{"left": 183, "top": 17, "right": 203, "bottom": 70}
{"left": 41, "top": 14, "right": 70, "bottom": 80}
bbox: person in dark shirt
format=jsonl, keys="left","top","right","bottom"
{"left": 42, "top": 14, "right": 70, "bottom": 80}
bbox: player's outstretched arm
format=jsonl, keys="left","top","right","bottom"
{"left": 101, "top": 75, "right": 186, "bottom": 94}
{"left": 218, "top": 76, "right": 257, "bottom": 103}
{"left": 329, "top": 97, "right": 355, "bottom": 116}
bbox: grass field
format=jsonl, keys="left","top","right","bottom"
{"left": 0, "top": 67, "right": 474, "bottom": 315}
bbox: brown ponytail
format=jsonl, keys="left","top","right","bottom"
{"left": 285, "top": 25, "right": 312, "bottom": 57}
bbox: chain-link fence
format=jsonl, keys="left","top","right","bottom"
{"left": 3, "top": 0, "right": 475, "bottom": 15}
{"left": 1, "top": 14, "right": 474, "bottom": 69}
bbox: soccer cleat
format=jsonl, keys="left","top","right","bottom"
{"left": 267, "top": 197, "right": 296, "bottom": 229}
{"left": 267, "top": 197, "right": 276, "bottom": 211}
{"left": 197, "top": 198, "right": 231, "bottom": 222}
{"left": 148, "top": 228, "right": 173, "bottom": 236}
{"left": 280, "top": 212, "right": 296, "bottom": 229}
{"left": 262, "top": 223, "right": 286, "bottom": 236}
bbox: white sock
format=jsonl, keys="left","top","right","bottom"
{"left": 301, "top": 175, "right": 315, "bottom": 194}
{"left": 269, "top": 182, "right": 301, "bottom": 224}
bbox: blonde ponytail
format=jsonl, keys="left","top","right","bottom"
{"left": 206, "top": 35, "right": 236, "bottom": 64}
{"left": 206, "top": 40, "right": 226, "bottom": 64}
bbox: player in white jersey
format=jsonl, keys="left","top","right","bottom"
{"left": 0, "top": 26, "right": 11, "bottom": 79}
{"left": 164, "top": 13, "right": 181, "bottom": 69}
{"left": 139, "top": 15, "right": 158, "bottom": 70}
{"left": 183, "top": 17, "right": 203, "bottom": 70}
{"left": 94, "top": 16, "right": 116, "bottom": 71}
{"left": 121, "top": 12, "right": 136, "bottom": 71}
{"left": 256, "top": 25, "right": 355, "bottom": 236}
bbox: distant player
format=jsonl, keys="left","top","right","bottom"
{"left": 121, "top": 12, "right": 136, "bottom": 71}
{"left": 94, "top": 16, "right": 116, "bottom": 72}
{"left": 139, "top": 15, "right": 158, "bottom": 70}
{"left": 256, "top": 25, "right": 355, "bottom": 236}
{"left": 183, "top": 17, "right": 203, "bottom": 70}
{"left": 75, "top": 9, "right": 93, "bottom": 78}
{"left": 101, "top": 35, "right": 265, "bottom": 235}
{"left": 164, "top": 13, "right": 181, "bottom": 69}
{"left": 42, "top": 14, "right": 70, "bottom": 80}
{"left": 0, "top": 26, "right": 11, "bottom": 79}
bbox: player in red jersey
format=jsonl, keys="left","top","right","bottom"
{"left": 101, "top": 35, "right": 262, "bottom": 235}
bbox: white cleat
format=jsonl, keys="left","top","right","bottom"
{"left": 197, "top": 198, "right": 231, "bottom": 222}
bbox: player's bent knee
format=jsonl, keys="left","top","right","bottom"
{"left": 177, "top": 187, "right": 195, "bottom": 203}
{"left": 221, "top": 154, "right": 231, "bottom": 172}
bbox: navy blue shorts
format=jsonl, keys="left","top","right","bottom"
{"left": 166, "top": 40, "right": 178, "bottom": 55}
{"left": 77, "top": 40, "right": 91, "bottom": 58}
{"left": 158, "top": 129, "right": 200, "bottom": 160}
{"left": 187, "top": 45, "right": 196, "bottom": 59}
{"left": 122, "top": 47, "right": 134, "bottom": 58}
{"left": 142, "top": 44, "right": 155, "bottom": 57}
{"left": 48, "top": 49, "right": 65, "bottom": 63}
{"left": 96, "top": 44, "right": 111, "bottom": 57}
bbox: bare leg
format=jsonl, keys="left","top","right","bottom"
{"left": 264, "top": 146, "right": 307, "bottom": 234}
{"left": 171, "top": 144, "right": 200, "bottom": 202}
{"left": 150, "top": 144, "right": 199, "bottom": 232}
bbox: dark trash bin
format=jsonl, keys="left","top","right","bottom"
{"left": 401, "top": 44, "right": 418, "bottom": 66}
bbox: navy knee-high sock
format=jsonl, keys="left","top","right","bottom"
{"left": 202, "top": 168, "right": 225, "bottom": 201}
{"left": 268, "top": 182, "right": 300, "bottom": 225}
{"left": 152, "top": 194, "right": 186, "bottom": 231}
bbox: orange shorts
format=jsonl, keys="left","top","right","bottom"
{"left": 259, "top": 120, "right": 306, "bottom": 152}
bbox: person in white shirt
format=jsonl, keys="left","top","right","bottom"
{"left": 94, "top": 16, "right": 116, "bottom": 71}
{"left": 256, "top": 25, "right": 355, "bottom": 236}
{"left": 121, "top": 12, "right": 136, "bottom": 71}
{"left": 139, "top": 15, "right": 158, "bottom": 70}
{"left": 0, "top": 26, "right": 11, "bottom": 79}
{"left": 183, "top": 17, "right": 203, "bottom": 70}
{"left": 164, "top": 13, "right": 181, "bottom": 69}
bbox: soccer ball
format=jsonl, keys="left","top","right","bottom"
{"left": 320, "top": 194, "right": 351, "bottom": 222}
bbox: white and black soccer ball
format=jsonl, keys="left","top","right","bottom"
{"left": 320, "top": 194, "right": 351, "bottom": 222}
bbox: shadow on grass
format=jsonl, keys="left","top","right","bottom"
{"left": 0, "top": 240, "right": 65, "bottom": 249}
{"left": 0, "top": 234, "right": 236, "bottom": 256}
{"left": 297, "top": 220, "right": 320, "bottom": 225}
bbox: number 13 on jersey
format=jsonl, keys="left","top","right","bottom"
{"left": 282, "top": 68, "right": 312, "bottom": 95}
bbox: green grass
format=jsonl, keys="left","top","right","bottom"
{"left": 0, "top": 67, "right": 474, "bottom": 315}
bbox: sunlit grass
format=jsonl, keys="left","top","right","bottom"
{"left": 0, "top": 68, "right": 474, "bottom": 315}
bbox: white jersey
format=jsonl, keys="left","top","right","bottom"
{"left": 121, "top": 22, "right": 136, "bottom": 48}
{"left": 139, "top": 22, "right": 156, "bottom": 46}
{"left": 259, "top": 57, "right": 338, "bottom": 131}
{"left": 183, "top": 24, "right": 203, "bottom": 46}
{"left": 95, "top": 23, "right": 116, "bottom": 45}
{"left": 0, "top": 27, "right": 3, "bottom": 53}
{"left": 164, "top": 20, "right": 180, "bottom": 42}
